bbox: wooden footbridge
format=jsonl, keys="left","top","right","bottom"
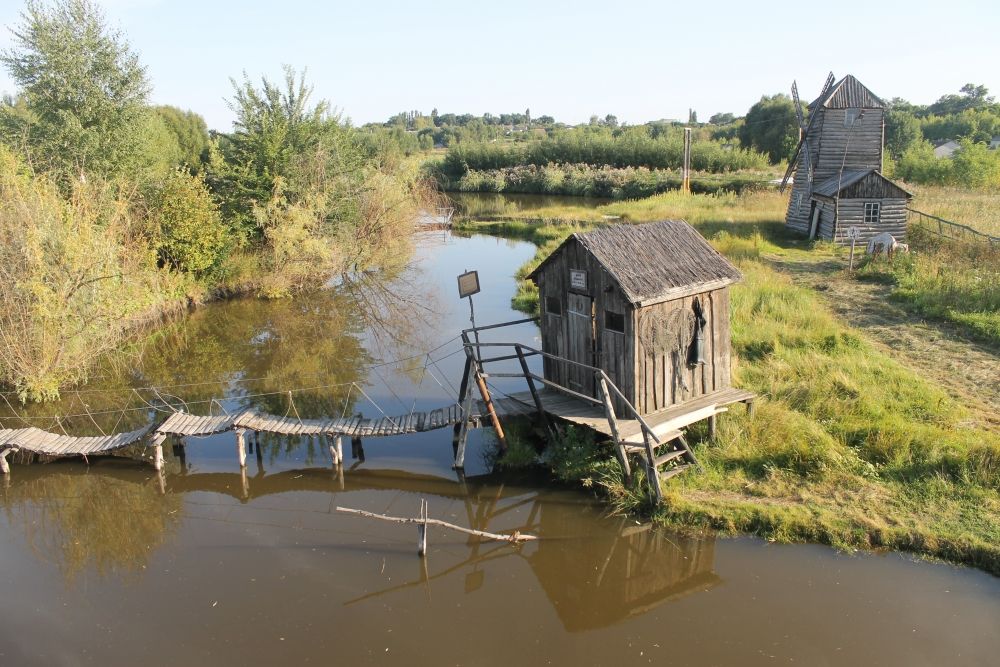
{"left": 1, "top": 317, "right": 753, "bottom": 503}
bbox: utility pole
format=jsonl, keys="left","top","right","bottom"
{"left": 682, "top": 127, "right": 692, "bottom": 194}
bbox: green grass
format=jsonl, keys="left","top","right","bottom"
{"left": 856, "top": 225, "right": 1000, "bottom": 345}
{"left": 457, "top": 190, "right": 1000, "bottom": 574}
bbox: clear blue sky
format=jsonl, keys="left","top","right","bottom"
{"left": 1, "top": 0, "right": 998, "bottom": 132}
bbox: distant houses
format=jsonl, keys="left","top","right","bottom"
{"left": 934, "top": 136, "right": 1000, "bottom": 158}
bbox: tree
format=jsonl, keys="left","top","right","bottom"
{"left": 929, "top": 83, "right": 995, "bottom": 115}
{"left": 0, "top": 0, "right": 150, "bottom": 180}
{"left": 709, "top": 112, "right": 735, "bottom": 125}
{"left": 152, "top": 106, "right": 211, "bottom": 172}
{"left": 738, "top": 94, "right": 800, "bottom": 164}
{"left": 688, "top": 109, "right": 698, "bottom": 124}
{"left": 884, "top": 108, "right": 922, "bottom": 160}
{"left": 147, "top": 169, "right": 228, "bottom": 276}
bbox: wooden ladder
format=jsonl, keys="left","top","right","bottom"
{"left": 621, "top": 429, "right": 698, "bottom": 503}
{"left": 596, "top": 374, "right": 698, "bottom": 503}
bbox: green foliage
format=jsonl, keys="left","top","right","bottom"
{"left": 737, "top": 94, "right": 800, "bottom": 164}
{"left": 442, "top": 163, "right": 771, "bottom": 198}
{"left": 152, "top": 105, "right": 211, "bottom": 172}
{"left": 441, "top": 125, "right": 769, "bottom": 176}
{"left": 0, "top": 0, "right": 150, "bottom": 181}
{"left": 896, "top": 138, "right": 1000, "bottom": 189}
{"left": 146, "top": 169, "right": 228, "bottom": 277}
{"left": 0, "top": 146, "right": 173, "bottom": 401}
{"left": 884, "top": 107, "right": 922, "bottom": 160}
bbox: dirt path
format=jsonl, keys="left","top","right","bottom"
{"left": 768, "top": 255, "right": 1000, "bottom": 429}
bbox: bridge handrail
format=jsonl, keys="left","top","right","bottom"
{"left": 460, "top": 323, "right": 663, "bottom": 444}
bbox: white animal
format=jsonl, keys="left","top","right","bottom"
{"left": 866, "top": 233, "right": 908, "bottom": 259}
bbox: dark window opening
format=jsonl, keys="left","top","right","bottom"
{"left": 545, "top": 296, "right": 562, "bottom": 316}
{"left": 864, "top": 201, "right": 881, "bottom": 224}
{"left": 605, "top": 310, "right": 625, "bottom": 333}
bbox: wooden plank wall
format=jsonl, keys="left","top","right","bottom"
{"left": 815, "top": 198, "right": 908, "bottom": 244}
{"left": 632, "top": 288, "right": 731, "bottom": 416}
{"left": 537, "top": 238, "right": 636, "bottom": 413}
{"left": 788, "top": 107, "right": 885, "bottom": 236}
{"left": 814, "top": 108, "right": 884, "bottom": 180}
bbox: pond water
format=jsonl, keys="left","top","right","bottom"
{"left": 1, "top": 230, "right": 998, "bottom": 666}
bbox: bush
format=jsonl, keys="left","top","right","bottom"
{"left": 147, "top": 169, "right": 228, "bottom": 277}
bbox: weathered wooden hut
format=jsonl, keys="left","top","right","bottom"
{"left": 527, "top": 219, "right": 742, "bottom": 417}
{"left": 784, "top": 74, "right": 913, "bottom": 243}
{"left": 808, "top": 168, "right": 912, "bottom": 241}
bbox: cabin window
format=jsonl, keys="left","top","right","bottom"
{"left": 545, "top": 296, "right": 562, "bottom": 316}
{"left": 844, "top": 108, "right": 860, "bottom": 127}
{"left": 605, "top": 310, "right": 626, "bottom": 334}
{"left": 864, "top": 201, "right": 881, "bottom": 224}
{"left": 569, "top": 269, "right": 588, "bottom": 291}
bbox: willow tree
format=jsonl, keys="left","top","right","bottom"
{"left": 0, "top": 0, "right": 150, "bottom": 180}
{"left": 215, "top": 67, "right": 436, "bottom": 296}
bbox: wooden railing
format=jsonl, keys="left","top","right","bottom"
{"left": 457, "top": 319, "right": 675, "bottom": 496}
{"left": 907, "top": 208, "right": 999, "bottom": 247}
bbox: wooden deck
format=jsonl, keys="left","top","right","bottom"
{"left": 495, "top": 386, "right": 755, "bottom": 443}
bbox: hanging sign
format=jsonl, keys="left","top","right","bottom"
{"left": 457, "top": 270, "right": 480, "bottom": 298}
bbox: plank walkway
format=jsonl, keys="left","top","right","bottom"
{"left": 0, "top": 403, "right": 483, "bottom": 470}
{"left": 495, "top": 386, "right": 755, "bottom": 441}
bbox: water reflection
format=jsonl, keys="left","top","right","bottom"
{"left": 0, "top": 263, "right": 442, "bottom": 436}
{"left": 1, "top": 466, "right": 181, "bottom": 582}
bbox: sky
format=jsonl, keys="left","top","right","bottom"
{"left": 1, "top": 0, "right": 998, "bottom": 132}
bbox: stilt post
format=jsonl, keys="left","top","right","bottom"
{"left": 417, "top": 499, "right": 429, "bottom": 557}
{"left": 236, "top": 428, "right": 247, "bottom": 468}
{"left": 0, "top": 447, "right": 17, "bottom": 475}
{"left": 151, "top": 434, "right": 165, "bottom": 472}
{"left": 597, "top": 373, "right": 630, "bottom": 480}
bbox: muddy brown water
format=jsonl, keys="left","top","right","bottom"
{"left": 1, "top": 230, "right": 998, "bottom": 666}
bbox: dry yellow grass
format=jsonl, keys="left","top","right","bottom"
{"left": 905, "top": 184, "right": 1000, "bottom": 237}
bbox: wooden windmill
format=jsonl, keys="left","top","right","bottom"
{"left": 783, "top": 73, "right": 900, "bottom": 243}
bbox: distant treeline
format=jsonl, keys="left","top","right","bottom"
{"left": 438, "top": 163, "right": 769, "bottom": 199}
{"left": 439, "top": 126, "right": 769, "bottom": 176}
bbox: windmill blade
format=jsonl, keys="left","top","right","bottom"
{"left": 791, "top": 80, "right": 805, "bottom": 128}
{"left": 779, "top": 136, "right": 804, "bottom": 192}
{"left": 820, "top": 71, "right": 836, "bottom": 97}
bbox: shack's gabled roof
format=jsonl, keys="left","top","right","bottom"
{"left": 811, "top": 168, "right": 912, "bottom": 199}
{"left": 527, "top": 220, "right": 742, "bottom": 307}
{"left": 809, "top": 74, "right": 884, "bottom": 110}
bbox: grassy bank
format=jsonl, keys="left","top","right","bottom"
{"left": 457, "top": 192, "right": 1000, "bottom": 574}
{"left": 903, "top": 184, "right": 1000, "bottom": 237}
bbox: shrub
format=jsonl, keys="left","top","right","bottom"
{"left": 146, "top": 168, "right": 228, "bottom": 277}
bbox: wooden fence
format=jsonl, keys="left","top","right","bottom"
{"left": 907, "top": 208, "right": 999, "bottom": 247}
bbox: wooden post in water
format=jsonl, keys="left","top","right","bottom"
{"left": 151, "top": 434, "right": 165, "bottom": 472}
{"left": 417, "top": 499, "right": 429, "bottom": 557}
{"left": 236, "top": 428, "right": 247, "bottom": 468}
{"left": 0, "top": 447, "right": 18, "bottom": 475}
{"left": 329, "top": 435, "right": 343, "bottom": 465}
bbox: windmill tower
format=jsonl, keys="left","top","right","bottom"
{"left": 782, "top": 74, "right": 888, "bottom": 239}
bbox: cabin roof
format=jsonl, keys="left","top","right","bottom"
{"left": 811, "top": 169, "right": 912, "bottom": 199}
{"left": 809, "top": 74, "right": 884, "bottom": 110}
{"left": 527, "top": 220, "right": 742, "bottom": 307}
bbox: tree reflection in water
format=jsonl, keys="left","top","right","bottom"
{"left": 1, "top": 468, "right": 181, "bottom": 584}
{"left": 0, "top": 264, "right": 442, "bottom": 442}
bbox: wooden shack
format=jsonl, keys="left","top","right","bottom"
{"left": 809, "top": 168, "right": 912, "bottom": 242}
{"left": 527, "top": 219, "right": 742, "bottom": 417}
{"left": 784, "top": 74, "right": 913, "bottom": 244}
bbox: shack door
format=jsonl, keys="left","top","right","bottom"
{"left": 566, "top": 293, "right": 596, "bottom": 396}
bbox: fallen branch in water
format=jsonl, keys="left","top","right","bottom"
{"left": 336, "top": 504, "right": 537, "bottom": 546}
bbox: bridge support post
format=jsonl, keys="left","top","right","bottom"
{"left": 0, "top": 447, "right": 17, "bottom": 475}
{"left": 151, "top": 434, "right": 165, "bottom": 472}
{"left": 328, "top": 435, "right": 343, "bottom": 465}
{"left": 236, "top": 428, "right": 247, "bottom": 468}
